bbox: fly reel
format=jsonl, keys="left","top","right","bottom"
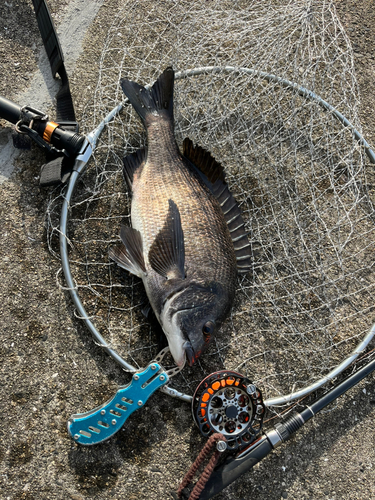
{"left": 192, "top": 370, "right": 265, "bottom": 451}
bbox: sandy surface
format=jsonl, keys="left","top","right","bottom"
{"left": 0, "top": 1, "right": 374, "bottom": 499}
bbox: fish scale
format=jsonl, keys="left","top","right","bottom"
{"left": 132, "top": 139, "right": 236, "bottom": 281}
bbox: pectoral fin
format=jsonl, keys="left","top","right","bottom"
{"left": 149, "top": 199, "right": 185, "bottom": 280}
{"left": 109, "top": 225, "right": 146, "bottom": 278}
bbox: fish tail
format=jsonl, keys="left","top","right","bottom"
{"left": 120, "top": 67, "right": 174, "bottom": 126}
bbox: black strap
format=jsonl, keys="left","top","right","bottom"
{"left": 31, "top": 0, "right": 76, "bottom": 122}
{"left": 40, "top": 155, "right": 74, "bottom": 187}
{"left": 30, "top": 0, "right": 79, "bottom": 186}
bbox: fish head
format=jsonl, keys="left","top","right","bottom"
{"left": 161, "top": 281, "right": 231, "bottom": 367}
{"left": 178, "top": 308, "right": 218, "bottom": 366}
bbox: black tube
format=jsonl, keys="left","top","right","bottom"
{"left": 46, "top": 126, "right": 85, "bottom": 157}
{"left": 0, "top": 96, "right": 23, "bottom": 125}
{"left": 0, "top": 96, "right": 84, "bottom": 158}
{"left": 0, "top": 96, "right": 46, "bottom": 125}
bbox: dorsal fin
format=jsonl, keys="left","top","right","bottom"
{"left": 122, "top": 148, "right": 147, "bottom": 190}
{"left": 183, "top": 138, "right": 251, "bottom": 274}
{"left": 211, "top": 179, "right": 252, "bottom": 274}
{"left": 183, "top": 138, "right": 225, "bottom": 184}
{"left": 149, "top": 199, "right": 185, "bottom": 280}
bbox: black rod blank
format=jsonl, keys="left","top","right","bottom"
{"left": 0, "top": 97, "right": 24, "bottom": 125}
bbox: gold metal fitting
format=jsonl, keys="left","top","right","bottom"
{"left": 43, "top": 121, "right": 59, "bottom": 143}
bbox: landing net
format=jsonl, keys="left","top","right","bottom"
{"left": 47, "top": 0, "right": 375, "bottom": 411}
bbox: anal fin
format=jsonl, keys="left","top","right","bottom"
{"left": 123, "top": 148, "right": 147, "bottom": 190}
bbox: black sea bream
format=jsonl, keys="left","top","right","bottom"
{"left": 109, "top": 67, "right": 251, "bottom": 367}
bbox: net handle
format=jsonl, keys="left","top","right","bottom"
{"left": 59, "top": 66, "right": 375, "bottom": 406}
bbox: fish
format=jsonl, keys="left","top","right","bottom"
{"left": 109, "top": 67, "right": 251, "bottom": 368}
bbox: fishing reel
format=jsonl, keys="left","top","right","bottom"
{"left": 192, "top": 370, "right": 265, "bottom": 451}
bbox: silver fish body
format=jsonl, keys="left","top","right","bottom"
{"left": 109, "top": 68, "right": 251, "bottom": 367}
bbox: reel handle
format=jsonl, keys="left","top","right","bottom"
{"left": 67, "top": 363, "right": 169, "bottom": 445}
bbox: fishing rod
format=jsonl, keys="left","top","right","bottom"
{"left": 193, "top": 354, "right": 375, "bottom": 499}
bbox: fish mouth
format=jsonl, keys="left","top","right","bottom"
{"left": 184, "top": 340, "right": 197, "bottom": 366}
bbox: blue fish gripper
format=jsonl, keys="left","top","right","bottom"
{"left": 67, "top": 363, "right": 169, "bottom": 445}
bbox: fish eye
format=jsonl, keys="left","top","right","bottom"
{"left": 202, "top": 321, "right": 215, "bottom": 337}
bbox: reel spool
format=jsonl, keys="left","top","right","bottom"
{"left": 192, "top": 370, "right": 265, "bottom": 451}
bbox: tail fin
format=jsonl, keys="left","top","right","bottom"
{"left": 120, "top": 67, "right": 174, "bottom": 126}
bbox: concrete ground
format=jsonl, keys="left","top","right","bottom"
{"left": 0, "top": 1, "right": 374, "bottom": 499}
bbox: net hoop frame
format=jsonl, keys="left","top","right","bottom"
{"left": 59, "top": 65, "right": 375, "bottom": 407}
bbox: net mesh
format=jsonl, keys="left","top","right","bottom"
{"left": 47, "top": 0, "right": 375, "bottom": 409}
